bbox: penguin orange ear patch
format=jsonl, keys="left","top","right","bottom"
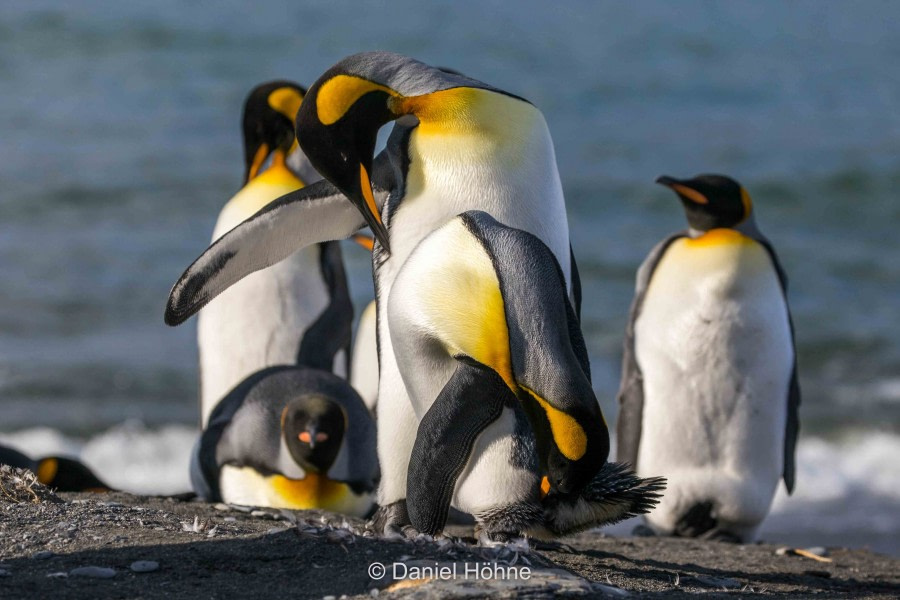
{"left": 267, "top": 87, "right": 304, "bottom": 122}
{"left": 37, "top": 458, "right": 58, "bottom": 485}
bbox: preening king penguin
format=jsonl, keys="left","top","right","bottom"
{"left": 388, "top": 211, "right": 664, "bottom": 542}
{"left": 616, "top": 174, "right": 800, "bottom": 542}
{"left": 0, "top": 444, "right": 112, "bottom": 492}
{"left": 193, "top": 80, "right": 353, "bottom": 426}
{"left": 191, "top": 366, "right": 377, "bottom": 515}
{"left": 164, "top": 53, "right": 587, "bottom": 535}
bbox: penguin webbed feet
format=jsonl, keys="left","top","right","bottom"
{"left": 368, "top": 500, "right": 421, "bottom": 540}
{"left": 540, "top": 462, "right": 666, "bottom": 537}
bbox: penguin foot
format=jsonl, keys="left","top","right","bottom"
{"left": 701, "top": 528, "right": 743, "bottom": 544}
{"left": 541, "top": 462, "right": 666, "bottom": 537}
{"left": 369, "top": 500, "right": 420, "bottom": 539}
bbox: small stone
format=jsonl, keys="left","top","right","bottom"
{"left": 223, "top": 517, "right": 237, "bottom": 522}
{"left": 804, "top": 546, "right": 828, "bottom": 557}
{"left": 70, "top": 566, "right": 116, "bottom": 579}
{"left": 266, "top": 527, "right": 289, "bottom": 535}
{"left": 100, "top": 501, "right": 124, "bottom": 508}
{"left": 213, "top": 503, "right": 230, "bottom": 511}
{"left": 591, "top": 582, "right": 630, "bottom": 596}
{"left": 46, "top": 572, "right": 67, "bottom": 579}
{"left": 130, "top": 561, "right": 159, "bottom": 573}
{"left": 692, "top": 575, "right": 741, "bottom": 589}
{"left": 251, "top": 510, "right": 273, "bottom": 519}
{"left": 369, "top": 589, "right": 380, "bottom": 597}
{"left": 775, "top": 547, "right": 790, "bottom": 556}
{"left": 323, "top": 596, "right": 336, "bottom": 600}
{"left": 32, "top": 550, "right": 55, "bottom": 560}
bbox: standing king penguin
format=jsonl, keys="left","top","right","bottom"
{"left": 196, "top": 81, "right": 353, "bottom": 426}
{"left": 617, "top": 174, "right": 800, "bottom": 542}
{"left": 191, "top": 366, "right": 377, "bottom": 515}
{"left": 165, "top": 53, "right": 600, "bottom": 536}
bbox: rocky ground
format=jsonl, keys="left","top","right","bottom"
{"left": 0, "top": 472, "right": 897, "bottom": 599}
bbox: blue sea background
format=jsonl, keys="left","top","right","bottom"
{"left": 1, "top": 1, "right": 898, "bottom": 555}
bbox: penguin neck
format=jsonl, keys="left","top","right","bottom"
{"left": 382, "top": 97, "right": 571, "bottom": 289}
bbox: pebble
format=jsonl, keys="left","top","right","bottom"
{"left": 251, "top": 510, "right": 274, "bottom": 519}
{"left": 100, "top": 501, "right": 124, "bottom": 508}
{"left": 691, "top": 575, "right": 741, "bottom": 589}
{"left": 46, "top": 572, "right": 68, "bottom": 579}
{"left": 130, "top": 561, "right": 159, "bottom": 573}
{"left": 32, "top": 551, "right": 55, "bottom": 560}
{"left": 266, "top": 527, "right": 289, "bottom": 535}
{"left": 805, "top": 546, "right": 829, "bottom": 557}
{"left": 591, "top": 582, "right": 630, "bottom": 596}
{"left": 70, "top": 566, "right": 116, "bottom": 579}
{"left": 213, "top": 503, "right": 230, "bottom": 512}
{"left": 323, "top": 596, "right": 336, "bottom": 600}
{"left": 223, "top": 517, "right": 237, "bottom": 522}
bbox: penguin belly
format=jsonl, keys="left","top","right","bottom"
{"left": 634, "top": 231, "right": 792, "bottom": 540}
{"left": 198, "top": 170, "right": 332, "bottom": 426}
{"left": 218, "top": 466, "right": 373, "bottom": 516}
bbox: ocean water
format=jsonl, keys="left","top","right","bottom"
{"left": 1, "top": 2, "right": 898, "bottom": 554}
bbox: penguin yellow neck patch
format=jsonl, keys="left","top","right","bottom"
{"left": 270, "top": 473, "right": 347, "bottom": 508}
{"left": 521, "top": 386, "right": 588, "bottom": 461}
{"left": 267, "top": 87, "right": 304, "bottom": 122}
{"left": 686, "top": 228, "right": 752, "bottom": 248}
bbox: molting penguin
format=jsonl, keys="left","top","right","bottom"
{"left": 164, "top": 53, "right": 585, "bottom": 535}
{"left": 616, "top": 174, "right": 800, "bottom": 542}
{"left": 388, "top": 211, "right": 664, "bottom": 542}
{"left": 195, "top": 80, "right": 353, "bottom": 426}
{"left": 191, "top": 366, "right": 377, "bottom": 515}
{"left": 0, "top": 444, "right": 112, "bottom": 492}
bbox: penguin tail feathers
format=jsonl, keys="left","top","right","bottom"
{"left": 533, "top": 462, "right": 666, "bottom": 539}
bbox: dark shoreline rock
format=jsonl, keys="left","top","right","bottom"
{"left": 0, "top": 491, "right": 897, "bottom": 599}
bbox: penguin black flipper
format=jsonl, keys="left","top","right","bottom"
{"left": 165, "top": 156, "right": 394, "bottom": 327}
{"left": 407, "top": 359, "right": 511, "bottom": 535}
{"left": 615, "top": 232, "right": 687, "bottom": 467}
{"left": 570, "top": 245, "right": 583, "bottom": 323}
{"left": 756, "top": 238, "right": 801, "bottom": 494}
{"left": 460, "top": 212, "right": 608, "bottom": 494}
{"left": 297, "top": 241, "right": 353, "bottom": 373}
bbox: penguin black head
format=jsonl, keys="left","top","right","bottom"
{"left": 36, "top": 457, "right": 111, "bottom": 492}
{"left": 242, "top": 80, "right": 307, "bottom": 184}
{"left": 281, "top": 395, "right": 347, "bottom": 474}
{"left": 656, "top": 174, "right": 753, "bottom": 231}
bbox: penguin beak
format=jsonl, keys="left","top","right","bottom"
{"left": 656, "top": 175, "right": 708, "bottom": 205}
{"left": 351, "top": 232, "right": 375, "bottom": 252}
{"left": 296, "top": 72, "right": 398, "bottom": 252}
{"left": 244, "top": 143, "right": 271, "bottom": 184}
{"left": 299, "top": 428, "right": 329, "bottom": 450}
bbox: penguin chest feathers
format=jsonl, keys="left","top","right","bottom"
{"left": 634, "top": 229, "right": 793, "bottom": 470}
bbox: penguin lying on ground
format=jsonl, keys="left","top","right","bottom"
{"left": 191, "top": 366, "right": 377, "bottom": 516}
{"left": 196, "top": 80, "right": 353, "bottom": 427}
{"left": 389, "top": 211, "right": 664, "bottom": 542}
{"left": 164, "top": 52, "right": 587, "bottom": 536}
{"left": 616, "top": 174, "right": 800, "bottom": 542}
{"left": 0, "top": 444, "right": 111, "bottom": 492}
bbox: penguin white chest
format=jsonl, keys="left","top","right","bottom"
{"left": 634, "top": 231, "right": 793, "bottom": 532}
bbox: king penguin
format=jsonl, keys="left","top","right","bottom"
{"left": 616, "top": 174, "right": 800, "bottom": 542}
{"left": 387, "top": 211, "right": 664, "bottom": 542}
{"left": 164, "top": 53, "right": 586, "bottom": 536}
{"left": 196, "top": 80, "right": 353, "bottom": 426}
{"left": 0, "top": 444, "right": 112, "bottom": 492}
{"left": 191, "top": 366, "right": 377, "bottom": 515}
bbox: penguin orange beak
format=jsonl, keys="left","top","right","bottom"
{"left": 245, "top": 143, "right": 271, "bottom": 183}
{"left": 656, "top": 175, "right": 708, "bottom": 205}
{"left": 299, "top": 429, "right": 329, "bottom": 449}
